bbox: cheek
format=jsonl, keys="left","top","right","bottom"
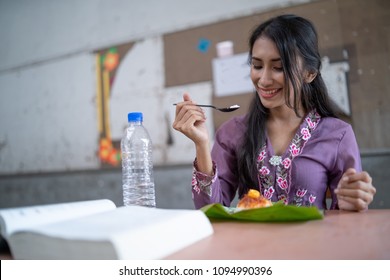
{"left": 250, "top": 69, "right": 258, "bottom": 83}
{"left": 275, "top": 72, "right": 285, "bottom": 85}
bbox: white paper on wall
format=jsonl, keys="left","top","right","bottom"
{"left": 212, "top": 53, "right": 253, "bottom": 96}
{"left": 321, "top": 57, "right": 351, "bottom": 116}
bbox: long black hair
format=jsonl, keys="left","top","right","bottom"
{"left": 237, "top": 14, "right": 337, "bottom": 198}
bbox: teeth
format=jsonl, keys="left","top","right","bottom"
{"left": 262, "top": 89, "right": 278, "bottom": 95}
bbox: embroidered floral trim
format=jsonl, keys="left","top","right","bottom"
{"left": 293, "top": 188, "right": 317, "bottom": 206}
{"left": 191, "top": 159, "right": 216, "bottom": 197}
{"left": 277, "top": 194, "right": 288, "bottom": 205}
{"left": 256, "top": 110, "right": 321, "bottom": 206}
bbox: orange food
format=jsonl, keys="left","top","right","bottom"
{"left": 237, "top": 189, "right": 272, "bottom": 209}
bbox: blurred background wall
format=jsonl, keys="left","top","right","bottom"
{"left": 0, "top": 0, "right": 389, "bottom": 209}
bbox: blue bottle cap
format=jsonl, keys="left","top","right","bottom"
{"left": 127, "top": 112, "right": 143, "bottom": 122}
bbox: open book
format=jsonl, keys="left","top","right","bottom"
{"left": 0, "top": 199, "right": 213, "bottom": 260}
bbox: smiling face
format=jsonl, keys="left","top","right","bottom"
{"left": 250, "top": 36, "right": 300, "bottom": 112}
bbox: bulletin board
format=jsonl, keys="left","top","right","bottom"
{"left": 163, "top": 0, "right": 347, "bottom": 129}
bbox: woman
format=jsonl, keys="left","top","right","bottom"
{"left": 173, "top": 14, "right": 376, "bottom": 210}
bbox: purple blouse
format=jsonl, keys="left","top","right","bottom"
{"left": 191, "top": 110, "right": 362, "bottom": 210}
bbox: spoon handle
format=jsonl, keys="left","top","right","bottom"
{"left": 172, "top": 103, "right": 215, "bottom": 109}
{"left": 194, "top": 104, "right": 216, "bottom": 109}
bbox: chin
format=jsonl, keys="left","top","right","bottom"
{"left": 259, "top": 99, "right": 285, "bottom": 110}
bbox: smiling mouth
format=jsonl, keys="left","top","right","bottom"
{"left": 259, "top": 88, "right": 281, "bottom": 98}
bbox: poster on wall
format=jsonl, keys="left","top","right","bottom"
{"left": 94, "top": 38, "right": 166, "bottom": 168}
{"left": 95, "top": 45, "right": 132, "bottom": 167}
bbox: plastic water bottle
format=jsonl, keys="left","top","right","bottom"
{"left": 121, "top": 112, "right": 156, "bottom": 207}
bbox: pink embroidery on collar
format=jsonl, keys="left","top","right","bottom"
{"left": 256, "top": 110, "right": 321, "bottom": 205}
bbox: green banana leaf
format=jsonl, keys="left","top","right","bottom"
{"left": 201, "top": 202, "right": 323, "bottom": 222}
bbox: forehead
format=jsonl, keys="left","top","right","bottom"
{"left": 252, "top": 36, "right": 280, "bottom": 59}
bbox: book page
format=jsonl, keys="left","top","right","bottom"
{"left": 22, "top": 206, "right": 199, "bottom": 239}
{"left": 9, "top": 206, "right": 214, "bottom": 260}
{"left": 0, "top": 199, "right": 116, "bottom": 239}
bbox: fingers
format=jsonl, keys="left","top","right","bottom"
{"left": 338, "top": 169, "right": 372, "bottom": 188}
{"left": 335, "top": 185, "right": 374, "bottom": 204}
{"left": 172, "top": 93, "right": 206, "bottom": 135}
{"left": 183, "top": 92, "right": 192, "bottom": 102}
{"left": 172, "top": 92, "right": 210, "bottom": 145}
{"left": 345, "top": 170, "right": 372, "bottom": 185}
{"left": 174, "top": 92, "right": 196, "bottom": 116}
{"left": 173, "top": 107, "right": 206, "bottom": 132}
{"left": 336, "top": 170, "right": 376, "bottom": 211}
{"left": 336, "top": 168, "right": 357, "bottom": 190}
{"left": 337, "top": 170, "right": 376, "bottom": 195}
{"left": 343, "top": 168, "right": 356, "bottom": 176}
{"left": 337, "top": 196, "right": 370, "bottom": 211}
{"left": 174, "top": 103, "right": 205, "bottom": 127}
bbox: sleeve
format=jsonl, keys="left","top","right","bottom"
{"left": 328, "top": 125, "right": 362, "bottom": 209}
{"left": 191, "top": 117, "right": 245, "bottom": 209}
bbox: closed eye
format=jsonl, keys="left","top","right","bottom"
{"left": 274, "top": 66, "right": 283, "bottom": 72}
{"left": 252, "top": 64, "right": 262, "bottom": 70}
{"left": 252, "top": 64, "right": 283, "bottom": 72}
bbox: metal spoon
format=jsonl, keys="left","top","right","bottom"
{"left": 173, "top": 103, "right": 240, "bottom": 112}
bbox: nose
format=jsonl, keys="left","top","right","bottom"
{"left": 258, "top": 68, "right": 273, "bottom": 87}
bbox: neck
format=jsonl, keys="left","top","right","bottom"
{"left": 268, "top": 106, "right": 305, "bottom": 124}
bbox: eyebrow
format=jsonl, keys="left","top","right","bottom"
{"left": 251, "top": 57, "right": 281, "bottom": 62}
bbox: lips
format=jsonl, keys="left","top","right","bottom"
{"left": 258, "top": 88, "right": 281, "bottom": 99}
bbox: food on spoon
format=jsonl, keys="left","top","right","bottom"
{"left": 237, "top": 189, "right": 273, "bottom": 209}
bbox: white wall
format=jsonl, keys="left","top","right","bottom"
{"left": 0, "top": 0, "right": 310, "bottom": 174}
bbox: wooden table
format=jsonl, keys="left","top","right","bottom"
{"left": 166, "top": 210, "right": 390, "bottom": 259}
{"left": 1, "top": 210, "right": 389, "bottom": 260}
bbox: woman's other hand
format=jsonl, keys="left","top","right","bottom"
{"left": 335, "top": 168, "right": 376, "bottom": 211}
